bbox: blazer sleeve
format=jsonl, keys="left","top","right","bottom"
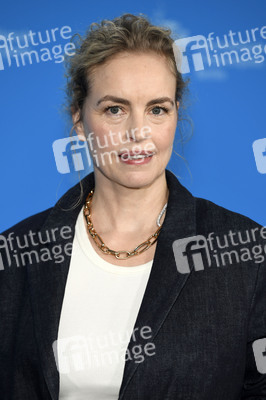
{"left": 241, "top": 261, "right": 266, "bottom": 398}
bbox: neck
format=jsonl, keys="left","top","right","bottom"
{"left": 89, "top": 170, "right": 169, "bottom": 234}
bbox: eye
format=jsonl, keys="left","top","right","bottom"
{"left": 105, "top": 105, "right": 123, "bottom": 115}
{"left": 151, "top": 106, "right": 168, "bottom": 116}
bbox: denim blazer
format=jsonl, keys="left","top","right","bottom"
{"left": 0, "top": 169, "right": 266, "bottom": 399}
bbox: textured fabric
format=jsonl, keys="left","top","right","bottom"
{"left": 0, "top": 169, "right": 265, "bottom": 400}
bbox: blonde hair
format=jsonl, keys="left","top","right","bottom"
{"left": 64, "top": 13, "right": 188, "bottom": 124}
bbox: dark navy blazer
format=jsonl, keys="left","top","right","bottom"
{"left": 0, "top": 170, "right": 266, "bottom": 399}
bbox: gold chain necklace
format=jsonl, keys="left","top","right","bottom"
{"left": 83, "top": 189, "right": 166, "bottom": 260}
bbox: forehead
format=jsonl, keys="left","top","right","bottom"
{"left": 88, "top": 52, "right": 176, "bottom": 100}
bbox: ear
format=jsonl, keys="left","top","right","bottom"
{"left": 72, "top": 109, "right": 86, "bottom": 142}
{"left": 176, "top": 101, "right": 180, "bottom": 121}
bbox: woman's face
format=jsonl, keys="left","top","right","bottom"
{"left": 74, "top": 51, "right": 179, "bottom": 189}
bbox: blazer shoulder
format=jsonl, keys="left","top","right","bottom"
{"left": 1, "top": 207, "right": 53, "bottom": 237}
{"left": 195, "top": 196, "right": 263, "bottom": 232}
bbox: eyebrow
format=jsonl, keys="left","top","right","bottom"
{"left": 96, "top": 95, "right": 174, "bottom": 107}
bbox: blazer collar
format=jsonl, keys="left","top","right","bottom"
{"left": 26, "top": 169, "right": 196, "bottom": 400}
{"left": 119, "top": 170, "right": 196, "bottom": 398}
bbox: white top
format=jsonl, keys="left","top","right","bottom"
{"left": 56, "top": 207, "right": 153, "bottom": 400}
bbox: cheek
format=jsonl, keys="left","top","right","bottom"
{"left": 153, "top": 124, "right": 176, "bottom": 150}
{"left": 84, "top": 117, "right": 110, "bottom": 139}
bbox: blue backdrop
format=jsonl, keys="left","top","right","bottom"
{"left": 1, "top": 0, "right": 265, "bottom": 231}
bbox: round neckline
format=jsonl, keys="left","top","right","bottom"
{"left": 75, "top": 207, "right": 153, "bottom": 275}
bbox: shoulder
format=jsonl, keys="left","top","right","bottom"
{"left": 166, "top": 169, "right": 263, "bottom": 231}
{"left": 195, "top": 196, "right": 263, "bottom": 232}
{"left": 1, "top": 208, "right": 53, "bottom": 237}
{"left": 0, "top": 172, "right": 95, "bottom": 238}
{"left": 0, "top": 208, "right": 54, "bottom": 278}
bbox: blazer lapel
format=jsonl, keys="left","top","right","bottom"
{"left": 119, "top": 170, "right": 196, "bottom": 398}
{"left": 26, "top": 173, "right": 95, "bottom": 400}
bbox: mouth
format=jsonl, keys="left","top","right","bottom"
{"left": 118, "top": 151, "right": 155, "bottom": 164}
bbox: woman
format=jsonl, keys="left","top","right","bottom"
{"left": 0, "top": 13, "right": 265, "bottom": 400}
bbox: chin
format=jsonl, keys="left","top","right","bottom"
{"left": 95, "top": 159, "right": 167, "bottom": 189}
{"left": 116, "top": 168, "right": 165, "bottom": 190}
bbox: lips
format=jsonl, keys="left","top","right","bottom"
{"left": 118, "top": 151, "right": 155, "bottom": 161}
{"left": 118, "top": 150, "right": 155, "bottom": 165}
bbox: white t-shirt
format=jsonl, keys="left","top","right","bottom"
{"left": 56, "top": 207, "right": 153, "bottom": 400}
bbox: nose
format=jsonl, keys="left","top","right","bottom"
{"left": 125, "top": 111, "right": 147, "bottom": 142}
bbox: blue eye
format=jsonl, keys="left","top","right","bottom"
{"left": 151, "top": 106, "right": 168, "bottom": 115}
{"left": 105, "top": 106, "right": 121, "bottom": 114}
{"left": 109, "top": 106, "right": 120, "bottom": 114}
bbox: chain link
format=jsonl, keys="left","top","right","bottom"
{"left": 83, "top": 189, "right": 162, "bottom": 259}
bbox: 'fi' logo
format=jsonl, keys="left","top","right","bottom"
{"left": 172, "top": 235, "right": 211, "bottom": 274}
{"left": 0, "top": 235, "right": 11, "bottom": 270}
{"left": 252, "top": 338, "right": 266, "bottom": 374}
{"left": 252, "top": 138, "right": 266, "bottom": 174}
{"left": 0, "top": 35, "right": 12, "bottom": 71}
{"left": 52, "top": 136, "right": 92, "bottom": 174}
{"left": 53, "top": 336, "right": 89, "bottom": 374}
{"left": 173, "top": 35, "right": 211, "bottom": 74}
